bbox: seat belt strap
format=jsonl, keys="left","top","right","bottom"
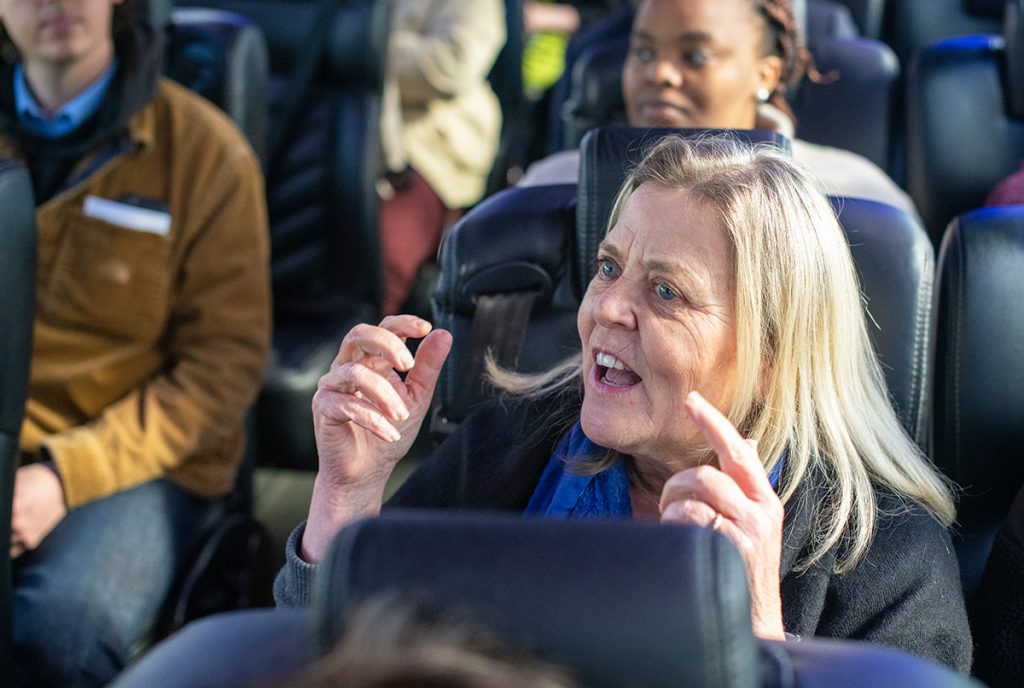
{"left": 451, "top": 291, "right": 538, "bottom": 423}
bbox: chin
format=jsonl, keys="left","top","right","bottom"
{"left": 579, "top": 402, "right": 640, "bottom": 455}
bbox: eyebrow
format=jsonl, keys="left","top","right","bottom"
{"left": 598, "top": 239, "right": 713, "bottom": 290}
{"left": 630, "top": 28, "right": 715, "bottom": 44}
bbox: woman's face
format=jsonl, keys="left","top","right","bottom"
{"left": 621, "top": 0, "right": 781, "bottom": 130}
{"left": 577, "top": 184, "right": 738, "bottom": 469}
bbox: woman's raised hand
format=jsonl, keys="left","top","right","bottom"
{"left": 659, "top": 391, "right": 786, "bottom": 641}
{"left": 302, "top": 315, "right": 452, "bottom": 562}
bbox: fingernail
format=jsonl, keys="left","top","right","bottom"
{"left": 386, "top": 425, "right": 402, "bottom": 442}
{"left": 400, "top": 351, "right": 415, "bottom": 369}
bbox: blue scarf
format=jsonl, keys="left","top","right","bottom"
{"left": 524, "top": 421, "right": 786, "bottom": 518}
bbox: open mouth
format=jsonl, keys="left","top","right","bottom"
{"left": 595, "top": 352, "right": 642, "bottom": 388}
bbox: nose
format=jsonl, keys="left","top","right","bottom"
{"left": 646, "top": 54, "right": 684, "bottom": 88}
{"left": 591, "top": 277, "right": 639, "bottom": 331}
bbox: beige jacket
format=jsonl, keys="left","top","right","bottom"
{"left": 6, "top": 79, "right": 271, "bottom": 508}
{"left": 381, "top": 0, "right": 505, "bottom": 208}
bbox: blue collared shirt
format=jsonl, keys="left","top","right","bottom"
{"left": 525, "top": 421, "right": 787, "bottom": 518}
{"left": 14, "top": 61, "right": 117, "bottom": 139}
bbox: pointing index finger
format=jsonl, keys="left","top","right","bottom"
{"left": 685, "top": 391, "right": 773, "bottom": 501}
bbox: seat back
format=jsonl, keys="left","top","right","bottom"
{"left": 318, "top": 512, "right": 759, "bottom": 688}
{"left": 137, "top": 0, "right": 268, "bottom": 155}
{"left": 0, "top": 160, "right": 37, "bottom": 688}
{"left": 884, "top": 0, "right": 1004, "bottom": 67}
{"left": 823, "top": 0, "right": 887, "bottom": 37}
{"left": 931, "top": 206, "right": 1024, "bottom": 600}
{"left": 790, "top": 32, "right": 899, "bottom": 172}
{"left": 165, "top": 7, "right": 270, "bottom": 159}
{"left": 831, "top": 196, "right": 935, "bottom": 447}
{"left": 110, "top": 512, "right": 983, "bottom": 688}
{"left": 431, "top": 183, "right": 580, "bottom": 436}
{"left": 762, "top": 636, "right": 984, "bottom": 687}
{"left": 179, "top": 0, "right": 390, "bottom": 467}
{"left": 558, "top": 28, "right": 898, "bottom": 174}
{"left": 434, "top": 127, "right": 933, "bottom": 447}
{"left": 486, "top": 0, "right": 528, "bottom": 191}
{"left": 905, "top": 1, "right": 1024, "bottom": 243}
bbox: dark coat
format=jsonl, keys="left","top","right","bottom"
{"left": 276, "top": 390, "right": 972, "bottom": 672}
{"left": 971, "top": 484, "right": 1024, "bottom": 687}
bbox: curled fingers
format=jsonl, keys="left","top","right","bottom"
{"left": 334, "top": 318, "right": 428, "bottom": 374}
{"left": 315, "top": 363, "right": 410, "bottom": 440}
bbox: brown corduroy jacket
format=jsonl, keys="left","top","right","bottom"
{"left": 5, "top": 77, "right": 271, "bottom": 508}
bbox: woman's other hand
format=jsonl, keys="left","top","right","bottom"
{"left": 659, "top": 391, "right": 785, "bottom": 641}
{"left": 302, "top": 315, "right": 452, "bottom": 562}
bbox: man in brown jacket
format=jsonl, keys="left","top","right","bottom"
{"left": 0, "top": 1, "right": 271, "bottom": 686}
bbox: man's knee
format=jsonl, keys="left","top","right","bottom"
{"left": 15, "top": 583, "right": 136, "bottom": 688}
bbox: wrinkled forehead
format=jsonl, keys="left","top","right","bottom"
{"left": 603, "top": 184, "right": 736, "bottom": 286}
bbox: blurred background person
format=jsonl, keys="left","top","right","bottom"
{"left": 0, "top": 0, "right": 271, "bottom": 685}
{"left": 379, "top": 0, "right": 504, "bottom": 315}
{"left": 519, "top": 0, "right": 915, "bottom": 216}
{"left": 281, "top": 595, "right": 583, "bottom": 688}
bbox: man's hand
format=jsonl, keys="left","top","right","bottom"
{"left": 11, "top": 463, "right": 67, "bottom": 558}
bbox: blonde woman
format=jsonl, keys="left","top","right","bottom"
{"left": 277, "top": 135, "right": 971, "bottom": 671}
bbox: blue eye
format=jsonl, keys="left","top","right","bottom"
{"left": 597, "top": 259, "right": 620, "bottom": 279}
{"left": 655, "top": 283, "right": 677, "bottom": 301}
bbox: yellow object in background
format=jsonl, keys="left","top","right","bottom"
{"left": 523, "top": 30, "right": 569, "bottom": 97}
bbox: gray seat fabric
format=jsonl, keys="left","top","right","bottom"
{"left": 931, "top": 206, "right": 1024, "bottom": 601}
{"left": 0, "top": 160, "right": 36, "bottom": 688}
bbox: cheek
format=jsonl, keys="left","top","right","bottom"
{"left": 648, "top": 320, "right": 721, "bottom": 391}
{"left": 621, "top": 62, "right": 639, "bottom": 103}
{"left": 577, "top": 291, "right": 595, "bottom": 340}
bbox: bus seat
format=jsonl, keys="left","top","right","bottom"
{"left": 905, "top": 0, "right": 1024, "bottom": 244}
{"left": 932, "top": 205, "right": 1024, "bottom": 601}
{"left": 0, "top": 160, "right": 37, "bottom": 688}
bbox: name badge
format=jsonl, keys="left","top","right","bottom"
{"left": 83, "top": 195, "right": 172, "bottom": 236}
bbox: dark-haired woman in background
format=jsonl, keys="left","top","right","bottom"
{"left": 520, "top": 0, "right": 915, "bottom": 216}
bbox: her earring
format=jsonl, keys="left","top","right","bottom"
{"left": 757, "top": 88, "right": 771, "bottom": 103}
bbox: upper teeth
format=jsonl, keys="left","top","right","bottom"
{"left": 596, "top": 352, "right": 627, "bottom": 370}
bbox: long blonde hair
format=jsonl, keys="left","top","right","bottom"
{"left": 491, "top": 134, "right": 954, "bottom": 572}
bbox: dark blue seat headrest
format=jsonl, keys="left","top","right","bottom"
{"left": 316, "top": 511, "right": 758, "bottom": 688}
{"left": 933, "top": 206, "right": 1024, "bottom": 591}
